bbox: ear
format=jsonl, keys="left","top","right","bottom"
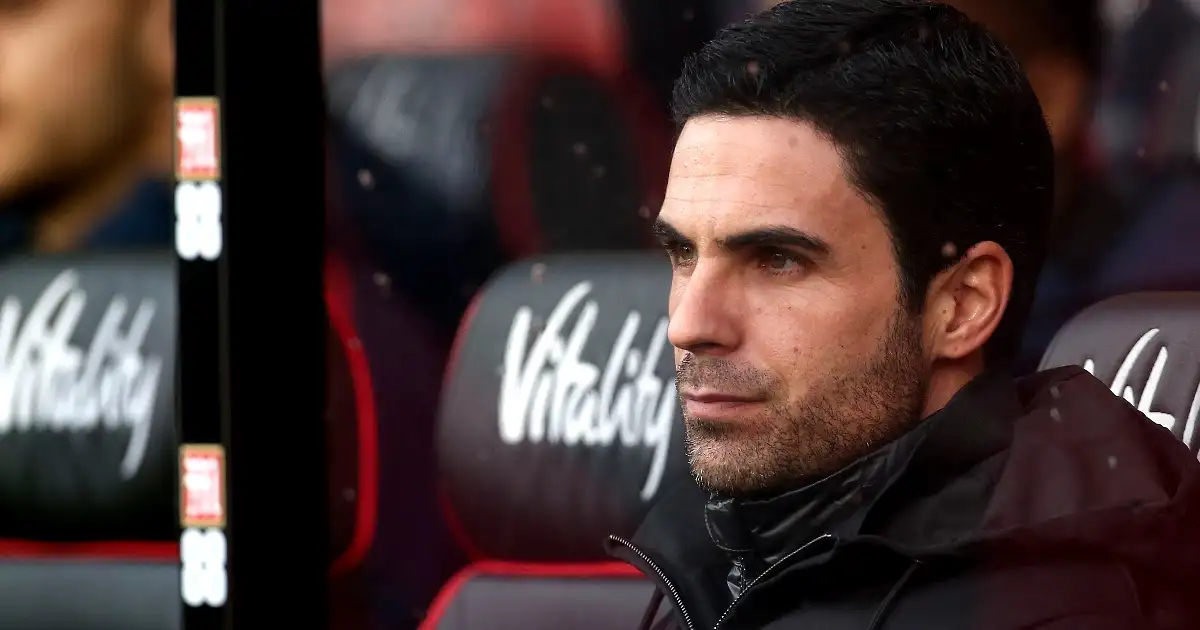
{"left": 922, "top": 241, "right": 1013, "bottom": 362}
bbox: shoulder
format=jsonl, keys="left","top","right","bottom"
{"left": 890, "top": 557, "right": 1145, "bottom": 629}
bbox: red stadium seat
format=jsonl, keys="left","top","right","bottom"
{"left": 325, "top": 49, "right": 669, "bottom": 331}
{"left": 0, "top": 252, "right": 180, "bottom": 630}
{"left": 322, "top": 35, "right": 671, "bottom": 626}
{"left": 425, "top": 252, "right": 687, "bottom": 629}
{"left": 326, "top": 249, "right": 381, "bottom": 581}
{"left": 324, "top": 178, "right": 465, "bottom": 627}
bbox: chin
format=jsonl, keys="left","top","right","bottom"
{"left": 685, "top": 434, "right": 785, "bottom": 497}
{"left": 690, "top": 467, "right": 786, "bottom": 499}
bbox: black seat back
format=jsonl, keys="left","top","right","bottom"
{"left": 1040, "top": 292, "right": 1200, "bottom": 453}
{"left": 427, "top": 252, "right": 686, "bottom": 629}
{"left": 0, "top": 251, "right": 179, "bottom": 630}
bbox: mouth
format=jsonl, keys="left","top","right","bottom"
{"left": 680, "top": 390, "right": 764, "bottom": 420}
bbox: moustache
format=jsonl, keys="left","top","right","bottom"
{"left": 676, "top": 354, "right": 775, "bottom": 395}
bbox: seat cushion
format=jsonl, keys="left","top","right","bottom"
{"left": 0, "top": 556, "right": 179, "bottom": 630}
{"left": 420, "top": 561, "right": 653, "bottom": 630}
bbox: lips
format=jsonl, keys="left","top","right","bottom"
{"left": 680, "top": 390, "right": 764, "bottom": 421}
{"left": 681, "top": 390, "right": 760, "bottom": 404}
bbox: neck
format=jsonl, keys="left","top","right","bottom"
{"left": 922, "top": 354, "right": 985, "bottom": 418}
{"left": 33, "top": 104, "right": 172, "bottom": 253}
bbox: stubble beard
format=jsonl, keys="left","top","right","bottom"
{"left": 680, "top": 311, "right": 928, "bottom": 499}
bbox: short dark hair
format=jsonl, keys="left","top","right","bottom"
{"left": 671, "top": 0, "right": 1054, "bottom": 363}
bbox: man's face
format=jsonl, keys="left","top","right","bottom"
{"left": 659, "top": 115, "right": 929, "bottom": 498}
{"left": 0, "top": 0, "right": 158, "bottom": 199}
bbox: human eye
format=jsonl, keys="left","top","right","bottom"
{"left": 664, "top": 241, "right": 697, "bottom": 269}
{"left": 757, "top": 249, "right": 809, "bottom": 277}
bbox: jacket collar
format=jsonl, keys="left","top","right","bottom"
{"left": 612, "top": 370, "right": 1020, "bottom": 623}
{"left": 705, "top": 370, "right": 1019, "bottom": 562}
{"left": 702, "top": 413, "right": 934, "bottom": 586}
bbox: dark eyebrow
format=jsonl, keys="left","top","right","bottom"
{"left": 652, "top": 218, "right": 693, "bottom": 248}
{"left": 654, "top": 217, "right": 831, "bottom": 258}
{"left": 721, "top": 226, "right": 832, "bottom": 259}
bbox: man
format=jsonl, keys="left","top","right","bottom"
{"left": 604, "top": 1, "right": 1200, "bottom": 629}
{"left": 0, "top": 0, "right": 173, "bottom": 254}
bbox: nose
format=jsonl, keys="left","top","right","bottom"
{"left": 667, "top": 265, "right": 741, "bottom": 356}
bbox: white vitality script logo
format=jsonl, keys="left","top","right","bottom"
{"left": 0, "top": 270, "right": 163, "bottom": 479}
{"left": 1083, "top": 328, "right": 1200, "bottom": 452}
{"left": 498, "top": 281, "right": 675, "bottom": 501}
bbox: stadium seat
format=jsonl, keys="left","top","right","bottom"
{"left": 1040, "top": 292, "right": 1200, "bottom": 454}
{"left": 325, "top": 51, "right": 669, "bottom": 331}
{"left": 425, "top": 252, "right": 688, "bottom": 629}
{"left": 617, "top": 0, "right": 726, "bottom": 109}
{"left": 323, "top": 46, "right": 672, "bottom": 625}
{"left": 325, "top": 248, "right": 381, "bottom": 607}
{"left": 0, "top": 252, "right": 179, "bottom": 630}
{"left": 324, "top": 176, "right": 466, "bottom": 628}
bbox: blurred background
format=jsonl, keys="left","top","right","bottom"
{"left": 0, "top": 0, "right": 1197, "bottom": 628}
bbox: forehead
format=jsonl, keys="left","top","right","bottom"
{"left": 661, "top": 115, "right": 884, "bottom": 250}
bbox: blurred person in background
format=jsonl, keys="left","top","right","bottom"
{"left": 946, "top": 0, "right": 1200, "bottom": 373}
{"left": 1016, "top": 0, "right": 1200, "bottom": 373}
{"left": 0, "top": 0, "right": 173, "bottom": 255}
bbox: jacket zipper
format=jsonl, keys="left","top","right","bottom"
{"left": 608, "top": 535, "right": 697, "bottom": 630}
{"left": 712, "top": 533, "right": 836, "bottom": 629}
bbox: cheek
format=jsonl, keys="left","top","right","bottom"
{"left": 666, "top": 278, "right": 682, "bottom": 315}
{"left": 0, "top": 36, "right": 65, "bottom": 166}
{"left": 4, "top": 35, "right": 95, "bottom": 115}
{"left": 750, "top": 295, "right": 893, "bottom": 388}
